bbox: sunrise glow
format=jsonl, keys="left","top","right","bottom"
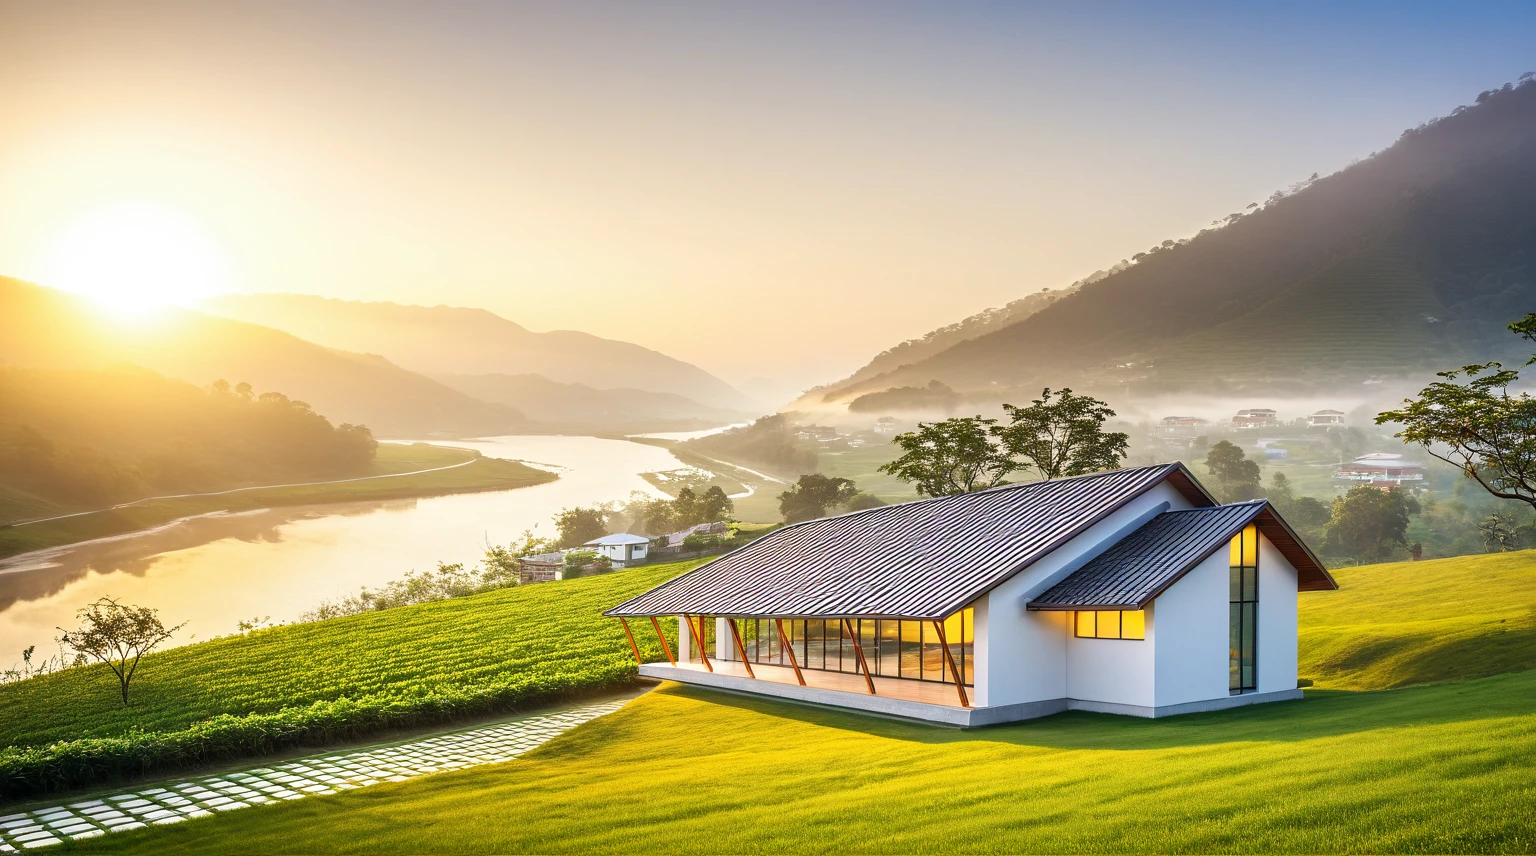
{"left": 36, "top": 202, "right": 229, "bottom": 317}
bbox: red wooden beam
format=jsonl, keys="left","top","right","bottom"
{"left": 686, "top": 615, "right": 713, "bottom": 672}
{"left": 619, "top": 618, "right": 643, "bottom": 666}
{"left": 775, "top": 618, "right": 806, "bottom": 686}
{"left": 932, "top": 620, "right": 970, "bottom": 708}
{"left": 842, "top": 618, "right": 876, "bottom": 695}
{"left": 650, "top": 616, "right": 676, "bottom": 666}
{"left": 726, "top": 618, "right": 757, "bottom": 679}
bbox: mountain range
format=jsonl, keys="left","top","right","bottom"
{"left": 794, "top": 78, "right": 1536, "bottom": 414}
{"left": 201, "top": 294, "right": 748, "bottom": 409}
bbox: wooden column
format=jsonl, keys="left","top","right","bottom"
{"left": 686, "top": 615, "right": 713, "bottom": 672}
{"left": 726, "top": 618, "right": 756, "bottom": 679}
{"left": 650, "top": 616, "right": 676, "bottom": 666}
{"left": 842, "top": 618, "right": 876, "bottom": 695}
{"left": 775, "top": 618, "right": 806, "bottom": 686}
{"left": 932, "top": 620, "right": 971, "bottom": 709}
{"left": 619, "top": 618, "right": 643, "bottom": 666}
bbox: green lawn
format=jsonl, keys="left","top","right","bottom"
{"left": 20, "top": 550, "right": 1536, "bottom": 852}
{"left": 0, "top": 444, "right": 556, "bottom": 559}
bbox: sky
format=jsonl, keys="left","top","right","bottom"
{"left": 2, "top": 1, "right": 1534, "bottom": 396}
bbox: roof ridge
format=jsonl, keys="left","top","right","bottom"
{"left": 1155, "top": 499, "right": 1268, "bottom": 515}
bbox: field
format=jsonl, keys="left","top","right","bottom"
{"left": 0, "top": 444, "right": 556, "bottom": 560}
{"left": 17, "top": 549, "right": 1532, "bottom": 853}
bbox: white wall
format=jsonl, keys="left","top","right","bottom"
{"left": 978, "top": 480, "right": 1198, "bottom": 707}
{"left": 1152, "top": 550, "right": 1230, "bottom": 707}
{"left": 1257, "top": 537, "right": 1299, "bottom": 695}
{"left": 1066, "top": 602, "right": 1155, "bottom": 706}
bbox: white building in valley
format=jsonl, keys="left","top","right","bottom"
{"left": 584, "top": 533, "right": 650, "bottom": 567}
{"left": 606, "top": 463, "right": 1334, "bottom": 726}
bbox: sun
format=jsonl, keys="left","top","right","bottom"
{"left": 37, "top": 202, "right": 230, "bottom": 317}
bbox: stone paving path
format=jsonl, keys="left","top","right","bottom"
{"left": 0, "top": 698, "right": 629, "bottom": 851}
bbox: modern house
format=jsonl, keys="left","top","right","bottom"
{"left": 1335, "top": 452, "right": 1424, "bottom": 488}
{"left": 1230, "top": 408, "right": 1280, "bottom": 429}
{"left": 606, "top": 463, "right": 1334, "bottom": 727}
{"left": 585, "top": 533, "right": 651, "bottom": 567}
{"left": 1158, "top": 415, "right": 1208, "bottom": 435}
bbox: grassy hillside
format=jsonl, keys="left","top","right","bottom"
{"left": 201, "top": 294, "right": 749, "bottom": 408}
{"left": 0, "top": 277, "right": 529, "bottom": 437}
{"left": 817, "top": 78, "right": 1536, "bottom": 405}
{"left": 71, "top": 550, "right": 1536, "bottom": 855}
{"left": 0, "top": 444, "right": 556, "bottom": 560}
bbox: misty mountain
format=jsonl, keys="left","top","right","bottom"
{"left": 201, "top": 294, "right": 750, "bottom": 409}
{"left": 804, "top": 79, "right": 1536, "bottom": 411}
{"left": 432, "top": 372, "right": 748, "bottom": 435}
{"left": 0, "top": 277, "right": 528, "bottom": 437}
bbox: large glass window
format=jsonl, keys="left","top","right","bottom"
{"left": 1230, "top": 524, "right": 1259, "bottom": 694}
{"left": 736, "top": 610, "right": 974, "bottom": 687}
{"left": 1072, "top": 610, "right": 1145, "bottom": 640}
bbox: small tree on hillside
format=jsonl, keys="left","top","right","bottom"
{"left": 57, "top": 598, "right": 185, "bottom": 707}
{"left": 554, "top": 506, "right": 609, "bottom": 548}
{"left": 1379, "top": 314, "right": 1536, "bottom": 511}
{"left": 994, "top": 388, "right": 1129, "bottom": 480}
{"left": 878, "top": 416, "right": 1014, "bottom": 497}
{"left": 778, "top": 474, "right": 859, "bottom": 523}
{"left": 698, "top": 485, "right": 734, "bottom": 522}
{"left": 1205, "top": 441, "right": 1263, "bottom": 501}
{"left": 1323, "top": 486, "right": 1420, "bottom": 563}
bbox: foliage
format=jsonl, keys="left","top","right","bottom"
{"left": 1323, "top": 486, "right": 1420, "bottom": 562}
{"left": 0, "top": 366, "right": 377, "bottom": 518}
{"left": 877, "top": 416, "right": 1013, "bottom": 496}
{"left": 56, "top": 598, "right": 186, "bottom": 708}
{"left": 1379, "top": 314, "right": 1536, "bottom": 511}
{"left": 1204, "top": 440, "right": 1263, "bottom": 501}
{"left": 681, "top": 532, "right": 725, "bottom": 551}
{"left": 778, "top": 474, "right": 859, "bottom": 524}
{"left": 1265, "top": 473, "right": 1330, "bottom": 541}
{"left": 681, "top": 415, "right": 817, "bottom": 478}
{"left": 994, "top": 387, "right": 1129, "bottom": 480}
{"left": 846, "top": 380, "right": 959, "bottom": 414}
{"left": 0, "top": 561, "right": 701, "bottom": 798}
{"left": 555, "top": 506, "right": 610, "bottom": 548}
{"left": 562, "top": 549, "right": 609, "bottom": 570}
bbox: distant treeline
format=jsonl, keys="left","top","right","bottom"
{"left": 0, "top": 366, "right": 376, "bottom": 518}
{"left": 681, "top": 415, "right": 817, "bottom": 477}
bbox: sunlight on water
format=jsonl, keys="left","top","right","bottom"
{"left": 0, "top": 436, "right": 681, "bottom": 659}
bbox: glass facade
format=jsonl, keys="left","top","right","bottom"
{"left": 1072, "top": 610, "right": 1145, "bottom": 640}
{"left": 1229, "top": 523, "right": 1258, "bottom": 694}
{"left": 720, "top": 609, "right": 974, "bottom": 687}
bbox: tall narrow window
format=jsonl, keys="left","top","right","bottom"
{"left": 1229, "top": 524, "right": 1259, "bottom": 694}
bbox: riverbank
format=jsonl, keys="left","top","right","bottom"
{"left": 0, "top": 444, "right": 557, "bottom": 561}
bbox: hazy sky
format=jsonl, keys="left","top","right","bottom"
{"left": 2, "top": 2, "right": 1533, "bottom": 393}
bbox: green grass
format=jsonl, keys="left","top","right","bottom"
{"left": 24, "top": 551, "right": 1536, "bottom": 852}
{"left": 0, "top": 444, "right": 556, "bottom": 560}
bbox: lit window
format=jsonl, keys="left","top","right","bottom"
{"left": 1073, "top": 610, "right": 1145, "bottom": 640}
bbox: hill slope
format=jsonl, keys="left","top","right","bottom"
{"left": 433, "top": 372, "right": 746, "bottom": 434}
{"left": 202, "top": 294, "right": 750, "bottom": 408}
{"left": 818, "top": 79, "right": 1536, "bottom": 407}
{"left": 0, "top": 277, "right": 527, "bottom": 437}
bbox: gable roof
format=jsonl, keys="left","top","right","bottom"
{"left": 587, "top": 533, "right": 651, "bottom": 546}
{"left": 1029, "top": 500, "right": 1335, "bottom": 611}
{"left": 605, "top": 463, "right": 1214, "bottom": 621}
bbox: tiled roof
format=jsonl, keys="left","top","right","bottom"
{"left": 606, "top": 463, "right": 1212, "bottom": 620}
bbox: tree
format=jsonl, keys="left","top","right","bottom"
{"left": 554, "top": 506, "right": 608, "bottom": 548}
{"left": 1379, "top": 315, "right": 1536, "bottom": 511}
{"left": 698, "top": 485, "right": 734, "bottom": 522}
{"left": 56, "top": 598, "right": 185, "bottom": 706}
{"left": 994, "top": 388, "right": 1129, "bottom": 480}
{"left": 1205, "top": 441, "right": 1263, "bottom": 501}
{"left": 1479, "top": 513, "right": 1522, "bottom": 552}
{"left": 778, "top": 474, "right": 858, "bottom": 524}
{"left": 673, "top": 487, "right": 701, "bottom": 526}
{"left": 878, "top": 416, "right": 1014, "bottom": 497}
{"left": 1323, "top": 486, "right": 1420, "bottom": 563}
{"left": 1266, "top": 472, "right": 1330, "bottom": 536}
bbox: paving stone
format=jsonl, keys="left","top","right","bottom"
{"left": 66, "top": 801, "right": 104, "bottom": 810}
{"left": 10, "top": 832, "right": 55, "bottom": 844}
{"left": 19, "top": 837, "right": 62, "bottom": 849}
{"left": 52, "top": 824, "right": 94, "bottom": 837}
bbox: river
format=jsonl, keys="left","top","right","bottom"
{"left": 0, "top": 435, "right": 703, "bottom": 661}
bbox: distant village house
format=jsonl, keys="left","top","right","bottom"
{"left": 584, "top": 533, "right": 651, "bottom": 568}
{"left": 1306, "top": 409, "right": 1346, "bottom": 428}
{"left": 1230, "top": 408, "right": 1279, "bottom": 429}
{"left": 1335, "top": 453, "right": 1424, "bottom": 489}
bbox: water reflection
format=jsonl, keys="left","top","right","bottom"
{"left": 0, "top": 435, "right": 682, "bottom": 659}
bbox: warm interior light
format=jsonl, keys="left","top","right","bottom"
{"left": 36, "top": 202, "right": 230, "bottom": 318}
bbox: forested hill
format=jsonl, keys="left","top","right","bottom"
{"left": 201, "top": 294, "right": 749, "bottom": 409}
{"left": 0, "top": 366, "right": 377, "bottom": 524}
{"left": 810, "top": 78, "right": 1536, "bottom": 409}
{"left": 0, "top": 277, "right": 528, "bottom": 437}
